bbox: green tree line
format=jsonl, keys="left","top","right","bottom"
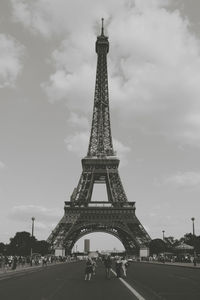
{"left": 150, "top": 233, "right": 200, "bottom": 255}
{"left": 0, "top": 232, "right": 50, "bottom": 256}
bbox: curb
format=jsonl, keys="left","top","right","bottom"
{"left": 0, "top": 262, "right": 67, "bottom": 281}
{"left": 138, "top": 261, "right": 200, "bottom": 270}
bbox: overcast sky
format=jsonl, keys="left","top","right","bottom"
{"left": 0, "top": 0, "right": 200, "bottom": 251}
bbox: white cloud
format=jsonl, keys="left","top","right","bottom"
{"left": 163, "top": 171, "right": 200, "bottom": 188}
{"left": 9, "top": 204, "right": 63, "bottom": 236}
{"left": 11, "top": 0, "right": 52, "bottom": 37}
{"left": 11, "top": 0, "right": 125, "bottom": 37}
{"left": 113, "top": 138, "right": 131, "bottom": 166}
{"left": 68, "top": 112, "right": 89, "bottom": 130}
{"left": 0, "top": 34, "right": 24, "bottom": 88}
{"left": 11, "top": 0, "right": 200, "bottom": 148}
{"left": 107, "top": 6, "right": 200, "bottom": 146}
{"left": 0, "top": 161, "right": 5, "bottom": 169}
{"left": 10, "top": 205, "right": 62, "bottom": 222}
{"left": 42, "top": 64, "right": 95, "bottom": 112}
{"left": 65, "top": 131, "right": 89, "bottom": 157}
{"left": 34, "top": 221, "right": 48, "bottom": 231}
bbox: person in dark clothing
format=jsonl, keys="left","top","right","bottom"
{"left": 115, "top": 257, "right": 122, "bottom": 278}
{"left": 42, "top": 256, "right": 47, "bottom": 267}
{"left": 84, "top": 258, "right": 93, "bottom": 281}
{"left": 104, "top": 255, "right": 112, "bottom": 279}
{"left": 12, "top": 256, "right": 17, "bottom": 270}
{"left": 92, "top": 259, "right": 97, "bottom": 275}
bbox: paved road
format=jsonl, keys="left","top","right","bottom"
{"left": 0, "top": 261, "right": 200, "bottom": 300}
{"left": 0, "top": 261, "right": 136, "bottom": 300}
{"left": 126, "top": 262, "right": 200, "bottom": 300}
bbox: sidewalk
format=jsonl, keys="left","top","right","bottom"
{"left": 141, "top": 260, "right": 200, "bottom": 269}
{"left": 0, "top": 262, "right": 66, "bottom": 280}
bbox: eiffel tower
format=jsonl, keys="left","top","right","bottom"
{"left": 48, "top": 19, "right": 151, "bottom": 255}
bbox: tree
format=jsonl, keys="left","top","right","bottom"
{"left": 180, "top": 233, "right": 200, "bottom": 253}
{"left": 164, "top": 236, "right": 179, "bottom": 247}
{"left": 149, "top": 239, "right": 168, "bottom": 255}
{"left": 0, "top": 232, "right": 53, "bottom": 256}
{"left": 0, "top": 242, "right": 6, "bottom": 254}
{"left": 34, "top": 240, "right": 50, "bottom": 256}
{"left": 7, "top": 231, "right": 36, "bottom": 256}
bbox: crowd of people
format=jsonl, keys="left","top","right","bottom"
{"left": 0, "top": 253, "right": 129, "bottom": 280}
{"left": 0, "top": 255, "right": 68, "bottom": 272}
{"left": 84, "top": 255, "right": 129, "bottom": 281}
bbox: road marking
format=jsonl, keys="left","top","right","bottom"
{"left": 111, "top": 269, "right": 146, "bottom": 300}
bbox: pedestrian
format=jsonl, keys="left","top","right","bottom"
{"left": 92, "top": 259, "right": 97, "bottom": 275}
{"left": 5, "top": 256, "right": 9, "bottom": 271}
{"left": 42, "top": 256, "right": 47, "bottom": 267}
{"left": 12, "top": 256, "right": 17, "bottom": 270}
{"left": 104, "top": 255, "right": 112, "bottom": 279}
{"left": 193, "top": 256, "right": 197, "bottom": 267}
{"left": 115, "top": 257, "right": 122, "bottom": 278}
{"left": 121, "top": 256, "right": 128, "bottom": 278}
{"left": 84, "top": 258, "right": 93, "bottom": 281}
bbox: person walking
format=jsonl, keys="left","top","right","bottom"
{"left": 92, "top": 259, "right": 97, "bottom": 275}
{"left": 12, "top": 256, "right": 17, "bottom": 270}
{"left": 42, "top": 256, "right": 47, "bottom": 267}
{"left": 121, "top": 256, "right": 128, "bottom": 278}
{"left": 104, "top": 255, "right": 112, "bottom": 279}
{"left": 84, "top": 258, "right": 93, "bottom": 281}
{"left": 115, "top": 257, "right": 122, "bottom": 278}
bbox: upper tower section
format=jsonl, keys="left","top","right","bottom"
{"left": 95, "top": 18, "right": 109, "bottom": 54}
{"left": 87, "top": 19, "right": 114, "bottom": 158}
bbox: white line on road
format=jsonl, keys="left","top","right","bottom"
{"left": 111, "top": 269, "right": 146, "bottom": 300}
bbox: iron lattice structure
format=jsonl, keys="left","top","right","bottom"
{"left": 48, "top": 20, "right": 151, "bottom": 255}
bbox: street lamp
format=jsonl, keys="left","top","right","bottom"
{"left": 30, "top": 217, "right": 35, "bottom": 258}
{"left": 162, "top": 230, "right": 165, "bottom": 241}
{"left": 191, "top": 217, "right": 196, "bottom": 266}
{"left": 191, "top": 217, "right": 195, "bottom": 236}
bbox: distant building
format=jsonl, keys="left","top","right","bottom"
{"left": 88, "top": 251, "right": 98, "bottom": 258}
{"left": 101, "top": 249, "right": 122, "bottom": 254}
{"left": 84, "top": 239, "right": 90, "bottom": 253}
{"left": 55, "top": 248, "right": 65, "bottom": 257}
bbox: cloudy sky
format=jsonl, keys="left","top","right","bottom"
{"left": 0, "top": 0, "right": 200, "bottom": 251}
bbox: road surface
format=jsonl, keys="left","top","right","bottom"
{"left": 0, "top": 261, "right": 200, "bottom": 300}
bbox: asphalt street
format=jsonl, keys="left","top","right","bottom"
{"left": 126, "top": 262, "right": 200, "bottom": 300}
{"left": 0, "top": 261, "right": 200, "bottom": 300}
{"left": 0, "top": 261, "right": 136, "bottom": 300}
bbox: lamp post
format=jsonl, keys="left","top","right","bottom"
{"left": 191, "top": 217, "right": 196, "bottom": 266}
{"left": 191, "top": 217, "right": 195, "bottom": 236}
{"left": 30, "top": 217, "right": 35, "bottom": 258}
{"left": 162, "top": 230, "right": 165, "bottom": 241}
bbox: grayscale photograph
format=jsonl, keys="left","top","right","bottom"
{"left": 0, "top": 0, "right": 200, "bottom": 299}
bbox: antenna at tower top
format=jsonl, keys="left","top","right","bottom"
{"left": 101, "top": 18, "right": 104, "bottom": 35}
